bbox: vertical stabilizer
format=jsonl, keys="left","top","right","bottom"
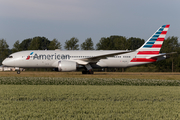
{"left": 137, "top": 24, "right": 170, "bottom": 54}
{"left": 130, "top": 24, "right": 170, "bottom": 63}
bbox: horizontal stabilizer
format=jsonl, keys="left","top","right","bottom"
{"left": 146, "top": 52, "right": 177, "bottom": 59}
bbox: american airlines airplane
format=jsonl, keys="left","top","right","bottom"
{"left": 2, "top": 24, "right": 172, "bottom": 74}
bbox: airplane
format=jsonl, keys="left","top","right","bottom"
{"left": 2, "top": 24, "right": 173, "bottom": 74}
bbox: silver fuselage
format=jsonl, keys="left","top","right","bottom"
{"left": 2, "top": 50, "right": 166, "bottom": 69}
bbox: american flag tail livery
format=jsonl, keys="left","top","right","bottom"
{"left": 130, "top": 24, "right": 170, "bottom": 64}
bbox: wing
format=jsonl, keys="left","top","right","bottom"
{"left": 71, "top": 50, "right": 135, "bottom": 65}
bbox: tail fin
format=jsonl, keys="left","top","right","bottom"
{"left": 137, "top": 24, "right": 170, "bottom": 55}
{"left": 130, "top": 25, "right": 170, "bottom": 63}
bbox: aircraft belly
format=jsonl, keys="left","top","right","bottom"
{"left": 16, "top": 60, "right": 38, "bottom": 67}
{"left": 16, "top": 59, "right": 54, "bottom": 68}
{"left": 128, "top": 62, "right": 150, "bottom": 67}
{"left": 38, "top": 60, "right": 54, "bottom": 67}
{"left": 97, "top": 59, "right": 129, "bottom": 68}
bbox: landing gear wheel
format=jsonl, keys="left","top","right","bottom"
{"left": 17, "top": 70, "right": 20, "bottom": 74}
{"left": 88, "top": 70, "right": 94, "bottom": 74}
{"left": 82, "top": 71, "right": 87, "bottom": 74}
{"left": 82, "top": 70, "right": 94, "bottom": 74}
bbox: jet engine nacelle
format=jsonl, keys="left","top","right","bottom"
{"left": 58, "top": 61, "right": 77, "bottom": 72}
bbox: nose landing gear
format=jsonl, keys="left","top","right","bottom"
{"left": 17, "top": 70, "right": 20, "bottom": 74}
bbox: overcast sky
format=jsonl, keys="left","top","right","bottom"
{"left": 0, "top": 0, "right": 179, "bottom": 49}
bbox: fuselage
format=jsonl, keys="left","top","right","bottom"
{"left": 2, "top": 50, "right": 166, "bottom": 69}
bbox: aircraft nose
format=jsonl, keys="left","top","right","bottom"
{"left": 2, "top": 59, "right": 6, "bottom": 65}
{"left": 2, "top": 60, "right": 6, "bottom": 65}
{"left": 2, "top": 58, "right": 14, "bottom": 66}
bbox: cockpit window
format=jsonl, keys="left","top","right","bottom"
{"left": 8, "top": 56, "right": 13, "bottom": 58}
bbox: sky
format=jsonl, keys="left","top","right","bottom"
{"left": 0, "top": 0, "right": 180, "bottom": 49}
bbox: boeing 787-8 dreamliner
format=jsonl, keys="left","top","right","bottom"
{"left": 2, "top": 24, "right": 173, "bottom": 74}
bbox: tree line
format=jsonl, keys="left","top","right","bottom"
{"left": 0, "top": 36, "right": 179, "bottom": 72}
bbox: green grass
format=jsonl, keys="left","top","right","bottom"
{"left": 0, "top": 85, "right": 180, "bottom": 119}
{"left": 2, "top": 71, "right": 180, "bottom": 80}
{"left": 0, "top": 75, "right": 180, "bottom": 119}
{"left": 1, "top": 77, "right": 180, "bottom": 86}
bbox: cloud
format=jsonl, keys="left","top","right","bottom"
{"left": 0, "top": 0, "right": 100, "bottom": 21}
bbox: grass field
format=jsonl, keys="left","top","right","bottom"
{"left": 0, "top": 72, "right": 180, "bottom": 119}
{"left": 1, "top": 71, "right": 180, "bottom": 80}
{"left": 1, "top": 85, "right": 180, "bottom": 119}
{"left": 1, "top": 77, "right": 180, "bottom": 86}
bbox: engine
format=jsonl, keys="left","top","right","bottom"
{"left": 57, "top": 61, "right": 77, "bottom": 72}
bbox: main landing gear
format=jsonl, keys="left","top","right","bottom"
{"left": 82, "top": 64, "right": 94, "bottom": 74}
{"left": 82, "top": 70, "right": 94, "bottom": 74}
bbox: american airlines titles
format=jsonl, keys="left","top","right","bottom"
{"left": 32, "top": 53, "right": 70, "bottom": 60}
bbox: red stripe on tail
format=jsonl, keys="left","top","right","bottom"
{"left": 161, "top": 31, "right": 167, "bottom": 34}
{"left": 152, "top": 44, "right": 162, "bottom": 48}
{"left": 165, "top": 25, "right": 170, "bottom": 28}
{"left": 156, "top": 38, "right": 164, "bottom": 41}
{"left": 137, "top": 51, "right": 159, "bottom": 55}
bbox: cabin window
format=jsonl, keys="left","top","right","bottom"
{"left": 8, "top": 56, "right": 13, "bottom": 58}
